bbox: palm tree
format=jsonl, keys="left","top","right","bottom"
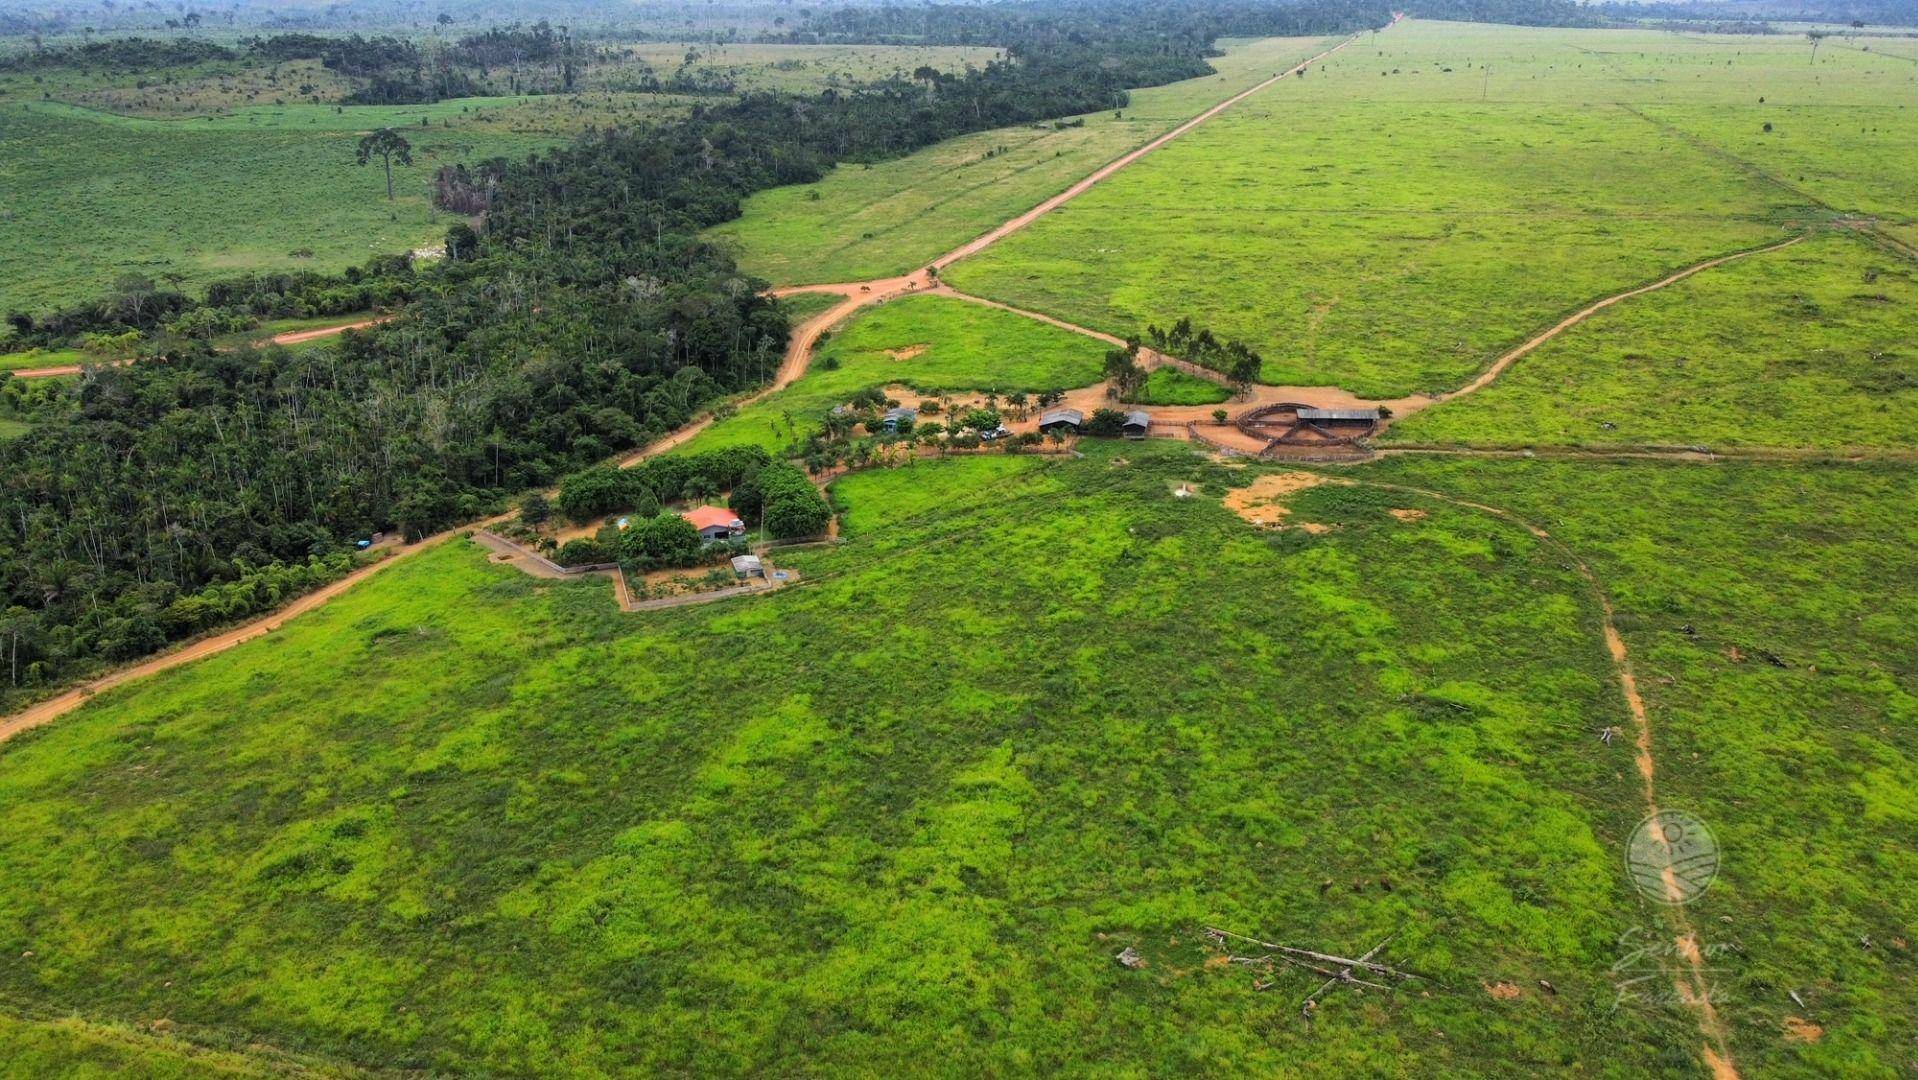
{"left": 356, "top": 129, "right": 414, "bottom": 201}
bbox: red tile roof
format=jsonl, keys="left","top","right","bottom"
{"left": 681, "top": 506, "right": 743, "bottom": 531}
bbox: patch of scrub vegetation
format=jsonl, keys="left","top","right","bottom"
{"left": 1386, "top": 233, "right": 1918, "bottom": 450}
{"left": 676, "top": 294, "right": 1110, "bottom": 456}
{"left": 940, "top": 19, "right": 1918, "bottom": 397}
{"left": 1359, "top": 455, "right": 1918, "bottom": 1076}
{"left": 707, "top": 35, "right": 1335, "bottom": 286}
{"left": 1129, "top": 365, "right": 1231, "bottom": 406}
{"left": 0, "top": 443, "right": 1704, "bottom": 1074}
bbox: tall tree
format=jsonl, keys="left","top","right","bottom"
{"left": 355, "top": 128, "right": 413, "bottom": 201}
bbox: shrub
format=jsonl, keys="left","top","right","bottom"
{"left": 623, "top": 512, "right": 703, "bottom": 567}
{"left": 757, "top": 462, "right": 832, "bottom": 539}
{"left": 556, "top": 465, "right": 630, "bottom": 522}
{"left": 520, "top": 492, "right": 551, "bottom": 526}
{"left": 1085, "top": 408, "right": 1127, "bottom": 437}
{"left": 554, "top": 538, "right": 615, "bottom": 567}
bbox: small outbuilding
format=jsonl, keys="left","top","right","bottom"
{"left": 881, "top": 406, "right": 917, "bottom": 432}
{"left": 682, "top": 505, "right": 746, "bottom": 542}
{"left": 1122, "top": 410, "right": 1152, "bottom": 439}
{"left": 731, "top": 554, "right": 765, "bottom": 579}
{"left": 1039, "top": 407, "right": 1084, "bottom": 434}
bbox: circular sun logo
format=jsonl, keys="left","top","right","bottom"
{"left": 1626, "top": 809, "right": 1720, "bottom": 905}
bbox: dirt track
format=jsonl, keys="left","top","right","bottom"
{"left": 266, "top": 316, "right": 390, "bottom": 346}
{"left": 6, "top": 315, "right": 391, "bottom": 381}
{"left": 1348, "top": 478, "right": 1741, "bottom": 1078}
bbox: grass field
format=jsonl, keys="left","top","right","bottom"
{"left": 675, "top": 293, "right": 1110, "bottom": 456}
{"left": 935, "top": 20, "right": 1918, "bottom": 398}
{"left": 1385, "top": 232, "right": 1918, "bottom": 450}
{"left": 706, "top": 36, "right": 1337, "bottom": 286}
{"left": 1362, "top": 455, "right": 1918, "bottom": 1076}
{"left": 5, "top": 446, "right": 1910, "bottom": 1073}
{"left": 772, "top": 291, "right": 843, "bottom": 328}
{"left": 0, "top": 443, "right": 1719, "bottom": 1075}
{"left": 1131, "top": 366, "right": 1232, "bottom": 406}
{"left": 0, "top": 101, "right": 560, "bottom": 314}
{"left": 0, "top": 1011, "right": 283, "bottom": 1078}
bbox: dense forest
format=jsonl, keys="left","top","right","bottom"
{"left": 0, "top": 0, "right": 1394, "bottom": 702}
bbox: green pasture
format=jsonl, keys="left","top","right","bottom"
{"left": 1386, "top": 232, "right": 1918, "bottom": 450}
{"left": 1292, "top": 19, "right": 1918, "bottom": 106}
{"left": 0, "top": 101, "right": 557, "bottom": 314}
{"left": 1131, "top": 366, "right": 1231, "bottom": 406}
{"left": 772, "top": 291, "right": 843, "bottom": 328}
{"left": 675, "top": 293, "right": 1110, "bottom": 456}
{"left": 1364, "top": 455, "right": 1918, "bottom": 1076}
{"left": 0, "top": 444, "right": 1719, "bottom": 1074}
{"left": 706, "top": 35, "right": 1337, "bottom": 286}
{"left": 1637, "top": 103, "right": 1918, "bottom": 226}
{"left": 941, "top": 19, "right": 1918, "bottom": 398}
{"left": 944, "top": 98, "right": 1789, "bottom": 398}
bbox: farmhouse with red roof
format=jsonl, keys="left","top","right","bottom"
{"left": 680, "top": 505, "right": 746, "bottom": 542}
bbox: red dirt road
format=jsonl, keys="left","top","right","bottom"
{"left": 264, "top": 316, "right": 390, "bottom": 346}
{"left": 9, "top": 359, "right": 124, "bottom": 379}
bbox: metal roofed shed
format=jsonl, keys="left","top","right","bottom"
{"left": 731, "top": 554, "right": 765, "bottom": 578}
{"left": 1122, "top": 410, "right": 1151, "bottom": 439}
{"left": 1296, "top": 407, "right": 1381, "bottom": 423}
{"left": 1039, "top": 408, "right": 1084, "bottom": 432}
